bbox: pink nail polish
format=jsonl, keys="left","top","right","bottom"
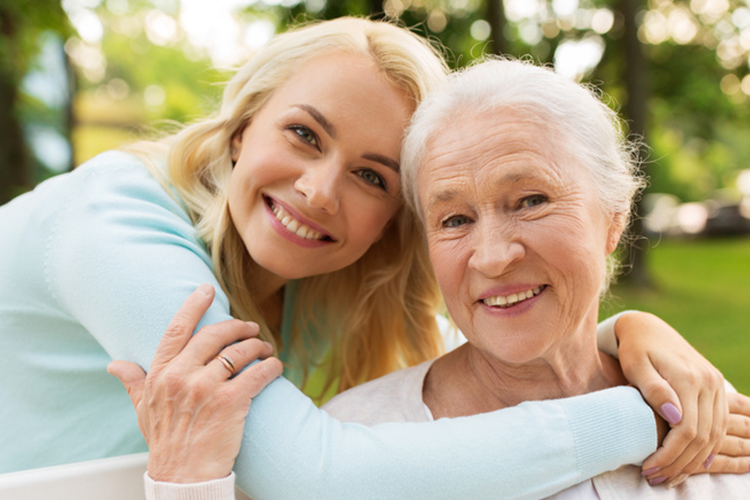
{"left": 649, "top": 476, "right": 667, "bottom": 486}
{"left": 704, "top": 454, "right": 715, "bottom": 470}
{"left": 641, "top": 467, "right": 660, "bottom": 476}
{"left": 660, "top": 402, "right": 682, "bottom": 425}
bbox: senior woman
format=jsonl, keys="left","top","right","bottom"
{"left": 322, "top": 59, "right": 750, "bottom": 498}
{"left": 109, "top": 58, "right": 750, "bottom": 500}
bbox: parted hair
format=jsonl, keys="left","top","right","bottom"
{"left": 134, "top": 17, "right": 450, "bottom": 399}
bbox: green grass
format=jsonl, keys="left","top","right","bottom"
{"left": 600, "top": 237, "right": 750, "bottom": 395}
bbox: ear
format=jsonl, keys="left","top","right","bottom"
{"left": 230, "top": 127, "right": 246, "bottom": 162}
{"left": 605, "top": 212, "right": 627, "bottom": 255}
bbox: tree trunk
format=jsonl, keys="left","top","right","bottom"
{"left": 618, "top": 0, "right": 652, "bottom": 288}
{"left": 486, "top": 0, "right": 507, "bottom": 55}
{"left": 0, "top": 6, "right": 30, "bottom": 204}
{"left": 368, "top": 0, "right": 383, "bottom": 18}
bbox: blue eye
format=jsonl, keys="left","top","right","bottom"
{"left": 520, "top": 194, "right": 547, "bottom": 209}
{"left": 442, "top": 215, "right": 469, "bottom": 228}
{"left": 356, "top": 169, "right": 387, "bottom": 191}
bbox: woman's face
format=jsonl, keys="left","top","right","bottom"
{"left": 228, "top": 51, "right": 412, "bottom": 282}
{"left": 418, "top": 109, "right": 622, "bottom": 364}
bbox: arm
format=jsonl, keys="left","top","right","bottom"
{"left": 600, "top": 311, "right": 729, "bottom": 482}
{"left": 61, "top": 154, "right": 656, "bottom": 500}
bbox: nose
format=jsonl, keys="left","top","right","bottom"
{"left": 294, "top": 160, "right": 341, "bottom": 214}
{"left": 467, "top": 217, "right": 525, "bottom": 277}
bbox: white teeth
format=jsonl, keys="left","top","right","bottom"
{"left": 483, "top": 286, "right": 544, "bottom": 308}
{"left": 270, "top": 202, "right": 325, "bottom": 241}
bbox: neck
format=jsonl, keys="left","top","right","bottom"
{"left": 245, "top": 260, "right": 289, "bottom": 334}
{"left": 423, "top": 316, "right": 627, "bottom": 418}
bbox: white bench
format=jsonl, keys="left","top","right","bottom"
{"left": 0, "top": 453, "right": 252, "bottom": 500}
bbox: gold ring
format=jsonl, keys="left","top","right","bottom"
{"left": 214, "top": 355, "right": 236, "bottom": 376}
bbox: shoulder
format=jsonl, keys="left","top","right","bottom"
{"left": 57, "top": 150, "right": 196, "bottom": 242}
{"left": 322, "top": 359, "right": 436, "bottom": 426}
{"left": 73, "top": 151, "right": 179, "bottom": 209}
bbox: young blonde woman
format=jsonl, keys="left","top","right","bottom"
{"left": 0, "top": 16, "right": 731, "bottom": 499}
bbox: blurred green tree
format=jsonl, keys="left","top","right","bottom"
{"left": 0, "top": 0, "right": 71, "bottom": 204}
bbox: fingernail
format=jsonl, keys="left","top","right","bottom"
{"left": 197, "top": 283, "right": 213, "bottom": 296}
{"left": 641, "top": 467, "right": 661, "bottom": 476}
{"left": 648, "top": 476, "right": 667, "bottom": 486}
{"left": 704, "top": 454, "right": 715, "bottom": 470}
{"left": 264, "top": 341, "right": 273, "bottom": 350}
{"left": 668, "top": 474, "right": 689, "bottom": 488}
{"left": 660, "top": 402, "right": 682, "bottom": 425}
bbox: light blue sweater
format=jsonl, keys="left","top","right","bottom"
{"left": 0, "top": 151, "right": 656, "bottom": 499}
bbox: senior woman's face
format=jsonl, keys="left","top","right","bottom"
{"left": 417, "top": 109, "right": 621, "bottom": 364}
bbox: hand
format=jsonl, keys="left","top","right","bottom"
{"left": 107, "top": 284, "right": 283, "bottom": 483}
{"left": 692, "top": 391, "right": 750, "bottom": 475}
{"left": 613, "top": 312, "right": 727, "bottom": 484}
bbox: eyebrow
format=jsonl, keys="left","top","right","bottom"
{"left": 363, "top": 153, "right": 400, "bottom": 173}
{"left": 296, "top": 104, "right": 335, "bottom": 138}
{"left": 424, "top": 170, "right": 538, "bottom": 211}
{"left": 424, "top": 190, "right": 459, "bottom": 213}
{"left": 295, "top": 104, "right": 400, "bottom": 173}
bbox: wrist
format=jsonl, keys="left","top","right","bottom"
{"left": 148, "top": 456, "right": 232, "bottom": 484}
{"left": 611, "top": 310, "right": 644, "bottom": 344}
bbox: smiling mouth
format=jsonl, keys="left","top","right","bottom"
{"left": 266, "top": 197, "right": 334, "bottom": 242}
{"left": 482, "top": 285, "right": 547, "bottom": 308}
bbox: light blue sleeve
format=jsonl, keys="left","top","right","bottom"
{"left": 596, "top": 311, "right": 641, "bottom": 358}
{"left": 51, "top": 153, "right": 657, "bottom": 500}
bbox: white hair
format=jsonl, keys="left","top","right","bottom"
{"left": 401, "top": 57, "right": 645, "bottom": 226}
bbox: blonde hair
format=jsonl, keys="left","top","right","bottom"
{"left": 132, "top": 17, "right": 449, "bottom": 399}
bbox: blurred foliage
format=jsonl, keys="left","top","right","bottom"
{"left": 0, "top": 0, "right": 71, "bottom": 202}
{"left": 5, "top": 0, "right": 750, "bottom": 204}
{"left": 602, "top": 238, "right": 750, "bottom": 394}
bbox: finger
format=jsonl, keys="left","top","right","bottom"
{"left": 718, "top": 434, "right": 750, "bottom": 458}
{"left": 625, "top": 357, "right": 683, "bottom": 426}
{"left": 727, "top": 411, "right": 750, "bottom": 440}
{"left": 207, "top": 337, "right": 274, "bottom": 379}
{"left": 151, "top": 284, "right": 215, "bottom": 372}
{"left": 646, "top": 388, "right": 719, "bottom": 480}
{"left": 107, "top": 360, "right": 147, "bottom": 409}
{"left": 728, "top": 392, "right": 750, "bottom": 419}
{"left": 681, "top": 387, "right": 722, "bottom": 473}
{"left": 183, "top": 319, "right": 260, "bottom": 365}
{"left": 232, "top": 357, "right": 284, "bottom": 399}
{"left": 642, "top": 388, "right": 697, "bottom": 475}
{"left": 691, "top": 454, "right": 750, "bottom": 475}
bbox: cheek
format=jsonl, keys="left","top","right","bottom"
{"left": 429, "top": 241, "right": 464, "bottom": 300}
{"left": 352, "top": 198, "right": 401, "bottom": 242}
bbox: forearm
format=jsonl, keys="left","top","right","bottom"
{"left": 235, "top": 381, "right": 655, "bottom": 500}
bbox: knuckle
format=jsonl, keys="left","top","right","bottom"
{"left": 186, "top": 377, "right": 213, "bottom": 401}
{"left": 709, "top": 369, "right": 724, "bottom": 385}
{"left": 682, "top": 370, "right": 700, "bottom": 386}
{"left": 160, "top": 370, "right": 186, "bottom": 394}
{"left": 681, "top": 427, "right": 698, "bottom": 442}
{"left": 211, "top": 388, "right": 237, "bottom": 408}
{"left": 741, "top": 418, "right": 750, "bottom": 437}
{"left": 164, "top": 317, "right": 190, "bottom": 338}
{"left": 238, "top": 338, "right": 267, "bottom": 359}
{"left": 693, "top": 432, "right": 709, "bottom": 448}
